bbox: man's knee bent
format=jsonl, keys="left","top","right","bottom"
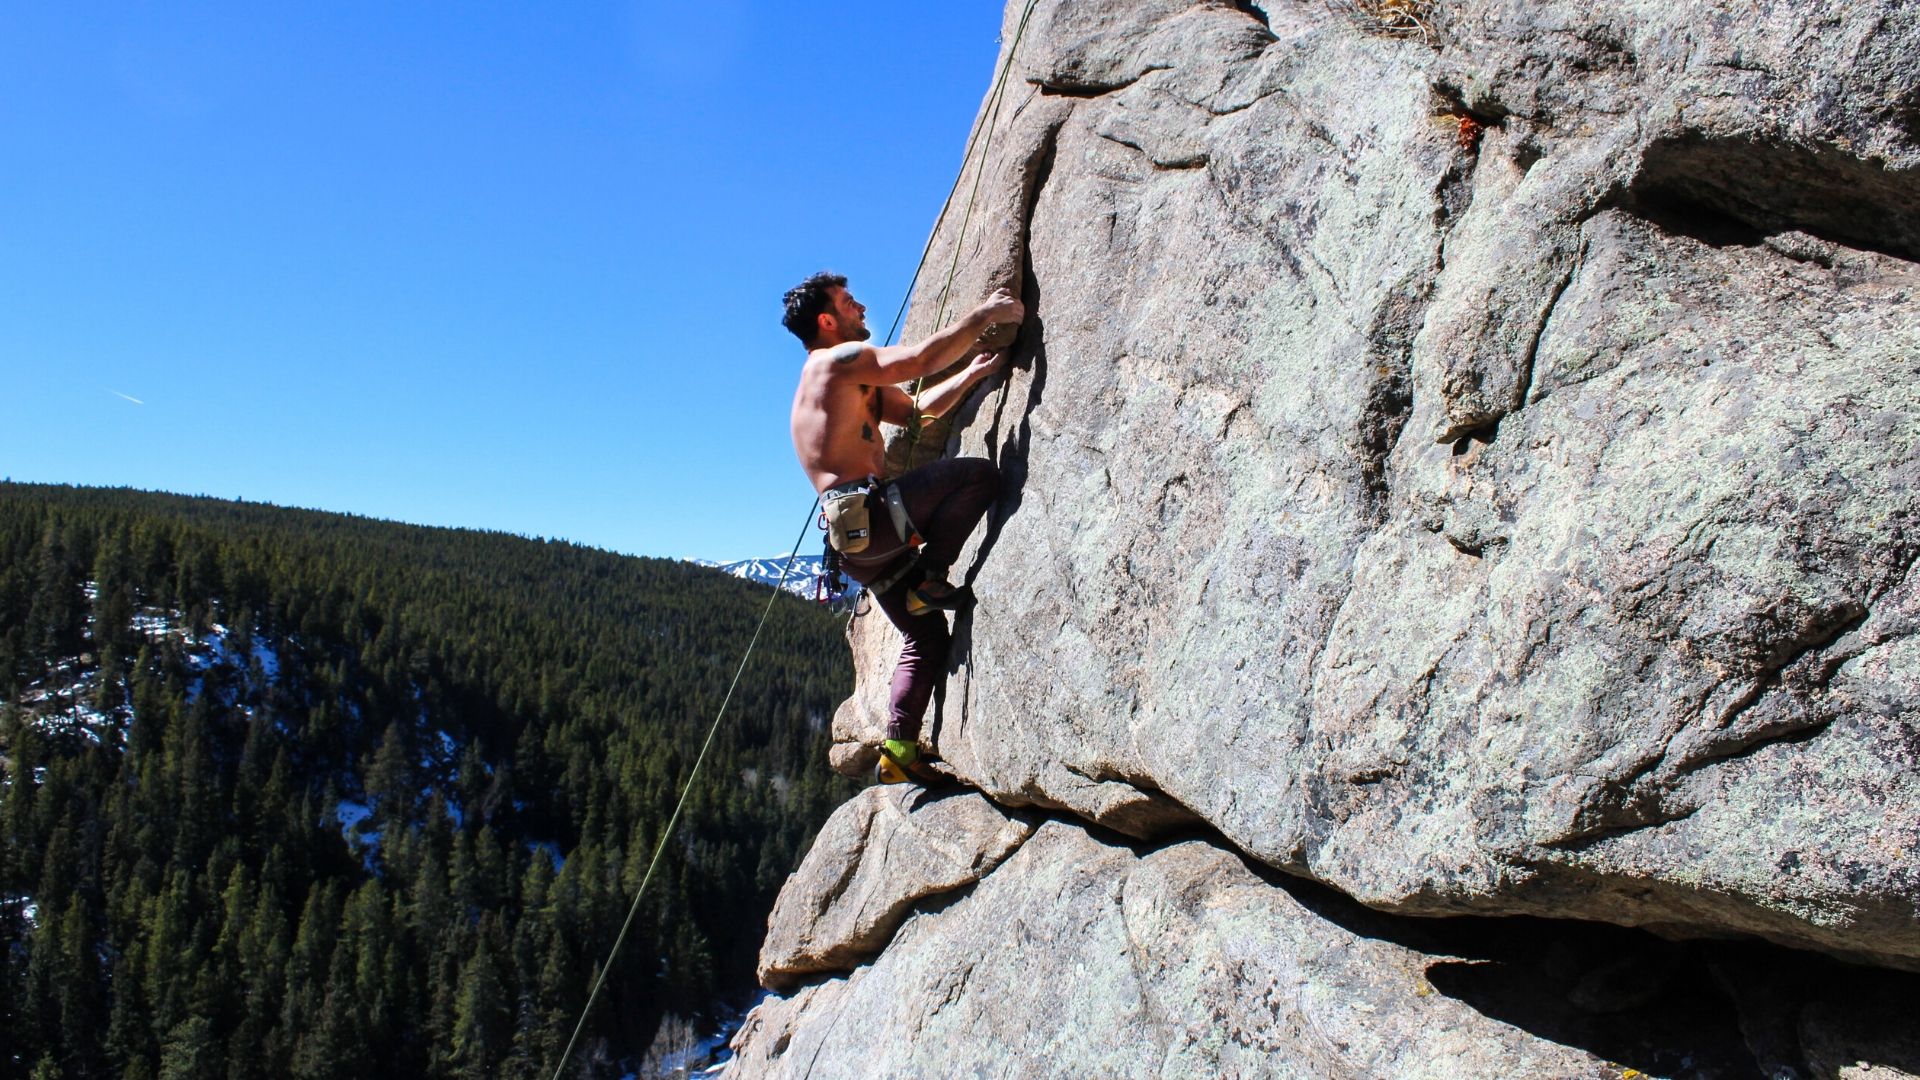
{"left": 954, "top": 456, "right": 1000, "bottom": 493}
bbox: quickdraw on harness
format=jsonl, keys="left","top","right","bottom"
{"left": 816, "top": 544, "right": 849, "bottom": 605}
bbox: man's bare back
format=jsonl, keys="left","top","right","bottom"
{"left": 791, "top": 342, "right": 899, "bottom": 491}
{"left": 789, "top": 283, "right": 1022, "bottom": 493}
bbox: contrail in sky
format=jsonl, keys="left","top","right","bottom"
{"left": 107, "top": 388, "right": 145, "bottom": 406}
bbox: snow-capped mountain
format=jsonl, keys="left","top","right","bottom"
{"left": 694, "top": 555, "right": 861, "bottom": 601}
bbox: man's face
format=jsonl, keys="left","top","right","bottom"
{"left": 826, "top": 286, "right": 871, "bottom": 342}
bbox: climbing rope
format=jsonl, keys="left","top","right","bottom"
{"left": 546, "top": 497, "right": 819, "bottom": 1080}
{"left": 549, "top": 5, "right": 1046, "bottom": 1072}
{"left": 900, "top": 0, "right": 1042, "bottom": 471}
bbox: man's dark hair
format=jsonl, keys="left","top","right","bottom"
{"left": 782, "top": 271, "right": 847, "bottom": 347}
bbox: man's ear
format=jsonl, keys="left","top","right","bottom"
{"left": 815, "top": 311, "right": 837, "bottom": 339}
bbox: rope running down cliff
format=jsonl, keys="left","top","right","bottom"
{"left": 897, "top": 0, "right": 1041, "bottom": 471}
{"left": 545, "top": 5, "right": 1043, "bottom": 1075}
{"left": 546, "top": 497, "right": 818, "bottom": 1080}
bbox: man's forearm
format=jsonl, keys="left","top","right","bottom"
{"left": 871, "top": 288, "right": 1022, "bottom": 383}
{"left": 917, "top": 362, "right": 994, "bottom": 419}
{"left": 888, "top": 308, "right": 994, "bottom": 383}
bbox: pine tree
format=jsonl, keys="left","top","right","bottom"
{"left": 449, "top": 917, "right": 511, "bottom": 1079}
{"left": 365, "top": 721, "right": 413, "bottom": 831}
{"left": 105, "top": 963, "right": 160, "bottom": 1079}
{"left": 91, "top": 527, "right": 139, "bottom": 660}
{"left": 28, "top": 520, "right": 83, "bottom": 661}
{"left": 157, "top": 1014, "right": 221, "bottom": 1080}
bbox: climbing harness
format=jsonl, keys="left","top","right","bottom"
{"left": 866, "top": 548, "right": 923, "bottom": 600}
{"left": 882, "top": 482, "right": 920, "bottom": 550}
{"left": 815, "top": 476, "right": 924, "bottom": 604}
{"left": 819, "top": 477, "right": 920, "bottom": 558}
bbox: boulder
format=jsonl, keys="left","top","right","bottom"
{"left": 735, "top": 819, "right": 1920, "bottom": 1077}
{"left": 826, "top": 0, "right": 1920, "bottom": 969}
{"left": 757, "top": 786, "right": 1037, "bottom": 991}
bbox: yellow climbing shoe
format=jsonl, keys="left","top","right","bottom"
{"left": 875, "top": 742, "right": 949, "bottom": 787}
{"left": 903, "top": 581, "right": 973, "bottom": 617}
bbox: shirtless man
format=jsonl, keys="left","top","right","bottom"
{"left": 785, "top": 271, "right": 1024, "bottom": 784}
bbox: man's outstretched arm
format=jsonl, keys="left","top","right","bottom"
{"left": 830, "top": 289, "right": 1024, "bottom": 385}
{"left": 915, "top": 351, "right": 1007, "bottom": 420}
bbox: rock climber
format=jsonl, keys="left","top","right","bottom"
{"left": 785, "top": 271, "right": 1022, "bottom": 785}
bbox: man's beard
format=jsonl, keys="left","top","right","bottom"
{"left": 850, "top": 324, "right": 871, "bottom": 341}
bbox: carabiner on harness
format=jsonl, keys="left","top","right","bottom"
{"left": 815, "top": 542, "right": 850, "bottom": 606}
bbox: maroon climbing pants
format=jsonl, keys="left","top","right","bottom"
{"left": 841, "top": 457, "right": 1000, "bottom": 742}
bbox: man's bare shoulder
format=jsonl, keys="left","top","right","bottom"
{"left": 807, "top": 341, "right": 867, "bottom": 368}
{"left": 803, "top": 343, "right": 874, "bottom": 391}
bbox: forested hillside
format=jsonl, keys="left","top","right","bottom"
{"left": 0, "top": 482, "right": 856, "bottom": 1079}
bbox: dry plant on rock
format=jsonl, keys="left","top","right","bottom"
{"left": 1327, "top": 0, "right": 1437, "bottom": 44}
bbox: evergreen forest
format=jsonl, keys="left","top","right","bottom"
{"left": 0, "top": 482, "right": 858, "bottom": 1079}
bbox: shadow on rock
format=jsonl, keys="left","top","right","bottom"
{"left": 1423, "top": 944, "right": 1754, "bottom": 1077}
{"left": 1216, "top": 841, "right": 1920, "bottom": 1078}
{"left": 934, "top": 289, "right": 1048, "bottom": 746}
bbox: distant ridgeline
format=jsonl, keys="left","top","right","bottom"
{"left": 697, "top": 555, "right": 862, "bottom": 604}
{"left": 0, "top": 482, "right": 857, "bottom": 1079}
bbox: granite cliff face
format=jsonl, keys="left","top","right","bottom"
{"left": 738, "top": 0, "right": 1920, "bottom": 1074}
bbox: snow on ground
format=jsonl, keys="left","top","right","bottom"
{"left": 252, "top": 638, "right": 280, "bottom": 680}
{"left": 184, "top": 623, "right": 233, "bottom": 671}
{"left": 15, "top": 595, "right": 297, "bottom": 743}
{"left": 336, "top": 801, "right": 382, "bottom": 868}
{"left": 2, "top": 895, "right": 39, "bottom": 929}
{"left": 22, "top": 662, "right": 117, "bottom": 743}
{"left": 689, "top": 991, "right": 771, "bottom": 1076}
{"left": 336, "top": 800, "right": 374, "bottom": 833}
{"left": 30, "top": 707, "right": 109, "bottom": 744}
{"left": 21, "top": 657, "right": 85, "bottom": 697}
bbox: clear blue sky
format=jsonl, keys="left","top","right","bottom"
{"left": 2, "top": 2, "right": 1007, "bottom": 561}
